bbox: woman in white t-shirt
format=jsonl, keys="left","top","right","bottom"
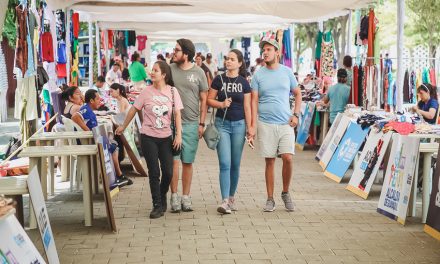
{"left": 116, "top": 61, "right": 183, "bottom": 219}
{"left": 109, "top": 83, "right": 130, "bottom": 113}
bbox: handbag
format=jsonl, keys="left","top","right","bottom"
{"left": 170, "top": 87, "right": 182, "bottom": 156}
{"left": 203, "top": 75, "right": 227, "bottom": 150}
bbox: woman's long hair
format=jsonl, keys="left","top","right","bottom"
{"left": 229, "top": 49, "right": 247, "bottom": 78}
{"left": 155, "top": 60, "right": 174, "bottom": 86}
{"left": 110, "top": 83, "right": 127, "bottom": 98}
{"left": 61, "top": 86, "right": 79, "bottom": 102}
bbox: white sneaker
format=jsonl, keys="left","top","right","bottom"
{"left": 170, "top": 193, "right": 181, "bottom": 213}
{"left": 181, "top": 195, "right": 193, "bottom": 212}
{"left": 228, "top": 197, "right": 237, "bottom": 211}
{"left": 217, "top": 199, "right": 232, "bottom": 214}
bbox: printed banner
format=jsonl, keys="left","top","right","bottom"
{"left": 324, "top": 122, "right": 370, "bottom": 183}
{"left": 93, "top": 125, "right": 117, "bottom": 188}
{"left": 377, "top": 134, "right": 419, "bottom": 225}
{"left": 296, "top": 102, "right": 316, "bottom": 150}
{"left": 27, "top": 167, "right": 60, "bottom": 263}
{"left": 318, "top": 115, "right": 352, "bottom": 170}
{"left": 316, "top": 112, "right": 342, "bottom": 161}
{"left": 0, "top": 212, "right": 46, "bottom": 264}
{"left": 424, "top": 143, "right": 440, "bottom": 240}
{"left": 347, "top": 130, "right": 393, "bottom": 199}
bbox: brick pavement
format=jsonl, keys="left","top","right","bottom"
{"left": 24, "top": 142, "right": 440, "bottom": 264}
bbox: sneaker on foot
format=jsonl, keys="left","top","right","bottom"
{"left": 170, "top": 193, "right": 181, "bottom": 213}
{"left": 149, "top": 206, "right": 163, "bottom": 219}
{"left": 281, "top": 192, "right": 295, "bottom": 212}
{"left": 228, "top": 197, "right": 237, "bottom": 211}
{"left": 217, "top": 199, "right": 232, "bottom": 214}
{"left": 263, "top": 198, "right": 276, "bottom": 212}
{"left": 181, "top": 195, "right": 193, "bottom": 212}
{"left": 115, "top": 175, "right": 129, "bottom": 187}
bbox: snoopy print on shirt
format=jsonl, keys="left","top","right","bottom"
{"left": 151, "top": 95, "right": 170, "bottom": 129}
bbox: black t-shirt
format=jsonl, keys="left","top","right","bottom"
{"left": 211, "top": 74, "right": 251, "bottom": 121}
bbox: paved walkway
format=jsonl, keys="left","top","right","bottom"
{"left": 25, "top": 142, "right": 440, "bottom": 264}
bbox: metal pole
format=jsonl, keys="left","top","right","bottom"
{"left": 88, "top": 21, "right": 94, "bottom": 88}
{"left": 396, "top": 0, "right": 405, "bottom": 112}
{"left": 104, "top": 29, "right": 110, "bottom": 73}
{"left": 347, "top": 9, "right": 353, "bottom": 56}
{"left": 95, "top": 22, "right": 101, "bottom": 77}
{"left": 291, "top": 23, "right": 295, "bottom": 72}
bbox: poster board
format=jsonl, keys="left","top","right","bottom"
{"left": 0, "top": 210, "right": 46, "bottom": 264}
{"left": 92, "top": 125, "right": 117, "bottom": 189}
{"left": 316, "top": 112, "right": 343, "bottom": 161}
{"left": 347, "top": 130, "right": 393, "bottom": 199}
{"left": 27, "top": 167, "right": 60, "bottom": 264}
{"left": 112, "top": 113, "right": 148, "bottom": 177}
{"left": 324, "top": 122, "right": 370, "bottom": 183}
{"left": 377, "top": 134, "right": 419, "bottom": 225}
{"left": 424, "top": 143, "right": 440, "bottom": 240}
{"left": 97, "top": 143, "right": 117, "bottom": 232}
{"left": 296, "top": 102, "right": 316, "bottom": 150}
{"left": 318, "top": 115, "right": 352, "bottom": 170}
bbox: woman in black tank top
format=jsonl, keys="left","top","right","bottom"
{"left": 61, "top": 86, "right": 83, "bottom": 118}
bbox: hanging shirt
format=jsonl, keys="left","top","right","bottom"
{"left": 137, "top": 35, "right": 147, "bottom": 52}
{"left": 418, "top": 98, "right": 439, "bottom": 124}
{"left": 57, "top": 41, "right": 66, "bottom": 64}
{"left": 127, "top": 31, "right": 136, "bottom": 46}
{"left": 41, "top": 32, "right": 54, "bottom": 62}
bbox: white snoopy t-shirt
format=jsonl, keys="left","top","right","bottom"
{"left": 133, "top": 85, "right": 183, "bottom": 138}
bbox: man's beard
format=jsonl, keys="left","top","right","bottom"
{"left": 265, "top": 57, "right": 277, "bottom": 66}
{"left": 174, "top": 56, "right": 185, "bottom": 65}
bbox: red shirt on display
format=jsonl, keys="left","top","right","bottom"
{"left": 137, "top": 35, "right": 147, "bottom": 52}
{"left": 41, "top": 32, "right": 54, "bottom": 62}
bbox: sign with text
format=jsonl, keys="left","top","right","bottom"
{"left": 318, "top": 115, "right": 352, "bottom": 170}
{"left": 93, "top": 125, "right": 117, "bottom": 188}
{"left": 324, "top": 122, "right": 370, "bottom": 183}
{"left": 296, "top": 102, "right": 316, "bottom": 150}
{"left": 377, "top": 134, "right": 419, "bottom": 225}
{"left": 27, "top": 167, "right": 60, "bottom": 263}
{"left": 347, "top": 130, "right": 393, "bottom": 199}
{"left": 316, "top": 112, "right": 342, "bottom": 161}
{"left": 424, "top": 143, "right": 440, "bottom": 240}
{"left": 0, "top": 212, "right": 46, "bottom": 264}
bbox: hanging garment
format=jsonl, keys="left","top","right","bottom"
{"left": 137, "top": 35, "right": 147, "bottom": 52}
{"left": 373, "top": 29, "right": 380, "bottom": 65}
{"left": 127, "top": 30, "right": 136, "bottom": 46}
{"left": 36, "top": 65, "right": 49, "bottom": 91}
{"left": 124, "top": 31, "right": 129, "bottom": 48}
{"left": 0, "top": 45, "right": 8, "bottom": 122}
{"left": 57, "top": 41, "right": 66, "bottom": 64}
{"left": 422, "top": 67, "right": 430, "bottom": 84}
{"left": 383, "top": 69, "right": 389, "bottom": 111}
{"left": 358, "top": 64, "right": 364, "bottom": 107}
{"left": 41, "top": 32, "right": 54, "bottom": 62}
{"left": 387, "top": 72, "right": 394, "bottom": 107}
{"left": 429, "top": 68, "right": 436, "bottom": 86}
{"left": 55, "top": 10, "right": 66, "bottom": 41}
{"left": 410, "top": 70, "right": 417, "bottom": 104}
{"left": 15, "top": 5, "right": 29, "bottom": 77}
{"left": 319, "top": 36, "right": 335, "bottom": 77}
{"left": 315, "top": 31, "right": 323, "bottom": 60}
{"left": 282, "top": 28, "right": 292, "bottom": 68}
{"left": 367, "top": 9, "right": 375, "bottom": 66}
{"left": 359, "top": 15, "right": 369, "bottom": 40}
{"left": 416, "top": 70, "right": 422, "bottom": 89}
{"left": 56, "top": 63, "right": 67, "bottom": 78}
{"left": 353, "top": 65, "right": 359, "bottom": 106}
{"left": 403, "top": 70, "right": 410, "bottom": 103}
{"left": 115, "top": 31, "right": 127, "bottom": 57}
{"left": 72, "top": 12, "right": 79, "bottom": 38}
{"left": 14, "top": 75, "right": 38, "bottom": 121}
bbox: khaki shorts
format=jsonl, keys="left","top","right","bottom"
{"left": 257, "top": 121, "right": 295, "bottom": 158}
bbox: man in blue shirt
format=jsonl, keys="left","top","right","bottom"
{"left": 250, "top": 36, "right": 302, "bottom": 212}
{"left": 322, "top": 69, "right": 351, "bottom": 124}
{"left": 72, "top": 89, "right": 132, "bottom": 186}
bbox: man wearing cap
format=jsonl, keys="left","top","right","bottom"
{"left": 169, "top": 39, "right": 209, "bottom": 212}
{"left": 204, "top": 53, "right": 218, "bottom": 77}
{"left": 321, "top": 68, "right": 350, "bottom": 124}
{"left": 249, "top": 36, "right": 302, "bottom": 212}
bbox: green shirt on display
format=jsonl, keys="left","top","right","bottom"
{"left": 129, "top": 61, "right": 147, "bottom": 82}
{"left": 170, "top": 63, "right": 208, "bottom": 122}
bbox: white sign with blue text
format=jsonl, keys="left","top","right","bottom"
{"left": 296, "top": 102, "right": 316, "bottom": 150}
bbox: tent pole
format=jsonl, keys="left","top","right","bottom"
{"left": 96, "top": 22, "right": 101, "bottom": 77}
{"left": 66, "top": 8, "right": 71, "bottom": 84}
{"left": 396, "top": 0, "right": 405, "bottom": 112}
{"left": 347, "top": 9, "right": 353, "bottom": 56}
{"left": 291, "top": 23, "right": 295, "bottom": 72}
{"left": 88, "top": 21, "right": 94, "bottom": 88}
{"left": 104, "top": 30, "right": 109, "bottom": 73}
{"left": 146, "top": 39, "right": 152, "bottom": 69}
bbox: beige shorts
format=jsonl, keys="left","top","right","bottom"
{"left": 257, "top": 121, "right": 295, "bottom": 158}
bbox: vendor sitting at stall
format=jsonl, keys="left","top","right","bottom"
{"left": 412, "top": 83, "right": 439, "bottom": 124}
{"left": 61, "top": 86, "right": 83, "bottom": 119}
{"left": 319, "top": 68, "right": 350, "bottom": 124}
{"left": 72, "top": 89, "right": 133, "bottom": 187}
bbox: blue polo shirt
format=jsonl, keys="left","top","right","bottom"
{"left": 418, "top": 98, "right": 439, "bottom": 124}
{"left": 78, "top": 104, "right": 98, "bottom": 130}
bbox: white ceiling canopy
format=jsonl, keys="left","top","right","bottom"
{"left": 47, "top": 0, "right": 374, "bottom": 38}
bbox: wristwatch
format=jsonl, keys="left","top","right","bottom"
{"left": 293, "top": 113, "right": 300, "bottom": 118}
{"left": 199, "top": 123, "right": 205, "bottom": 127}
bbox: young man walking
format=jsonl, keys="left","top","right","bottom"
{"left": 169, "top": 39, "right": 209, "bottom": 212}
{"left": 249, "top": 36, "right": 302, "bottom": 212}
